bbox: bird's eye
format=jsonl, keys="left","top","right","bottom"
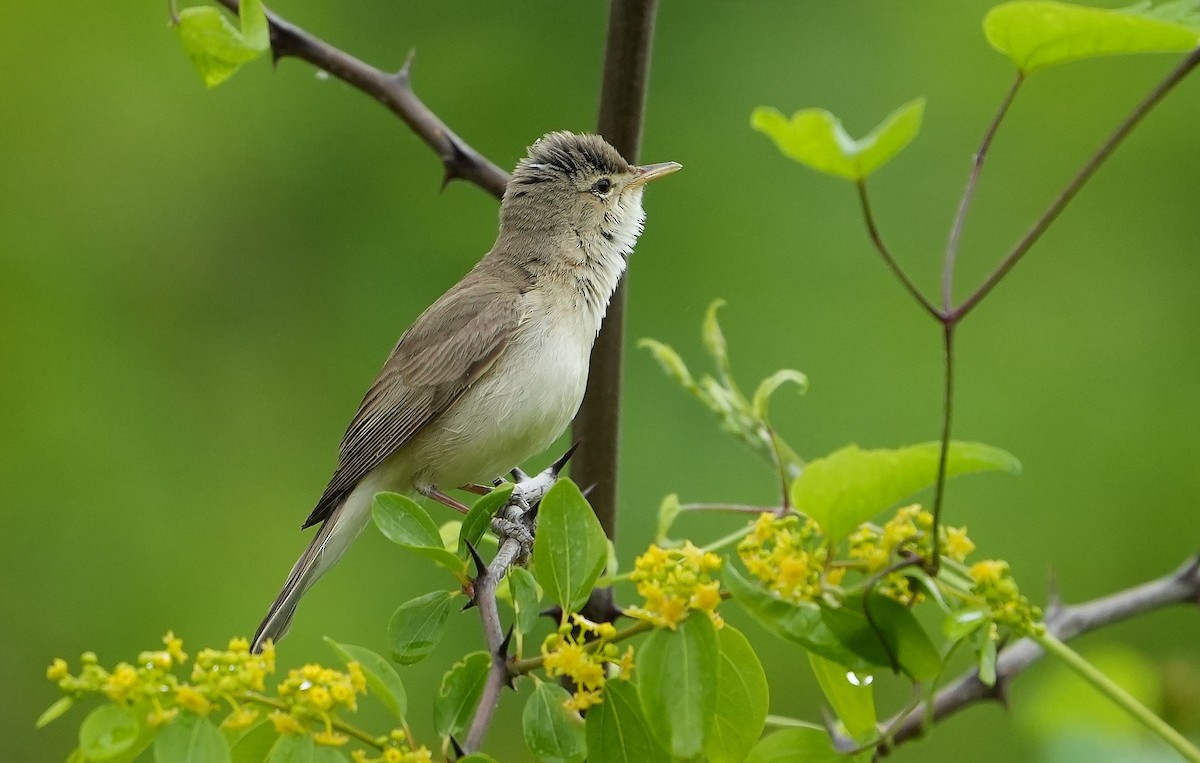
{"left": 593, "top": 178, "right": 612, "bottom": 195}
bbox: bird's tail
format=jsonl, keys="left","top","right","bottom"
{"left": 251, "top": 490, "right": 374, "bottom": 653}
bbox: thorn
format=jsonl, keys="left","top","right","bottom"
{"left": 511, "top": 465, "right": 531, "bottom": 482}
{"left": 440, "top": 139, "right": 469, "bottom": 192}
{"left": 496, "top": 625, "right": 514, "bottom": 659}
{"left": 449, "top": 735, "right": 465, "bottom": 759}
{"left": 580, "top": 482, "right": 598, "bottom": 499}
{"left": 823, "top": 707, "right": 857, "bottom": 753}
{"left": 550, "top": 439, "right": 583, "bottom": 475}
{"left": 465, "top": 540, "right": 488, "bottom": 580}
{"left": 1044, "top": 566, "right": 1063, "bottom": 619}
{"left": 492, "top": 477, "right": 505, "bottom": 487}
{"left": 396, "top": 48, "right": 416, "bottom": 83}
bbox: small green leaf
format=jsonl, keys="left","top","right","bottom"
{"left": 752, "top": 369, "right": 808, "bottom": 420}
{"left": 702, "top": 299, "right": 733, "bottom": 381}
{"left": 638, "top": 612, "right": 721, "bottom": 759}
{"left": 508, "top": 566, "right": 541, "bottom": 636}
{"left": 751, "top": 99, "right": 925, "bottom": 181}
{"left": 238, "top": 0, "right": 270, "bottom": 52}
{"left": 821, "top": 595, "right": 942, "bottom": 681}
{"left": 985, "top": 1, "right": 1200, "bottom": 73}
{"left": 229, "top": 721, "right": 278, "bottom": 763}
{"left": 808, "top": 653, "right": 876, "bottom": 741}
{"left": 585, "top": 680, "right": 668, "bottom": 763}
{"left": 725, "top": 566, "right": 867, "bottom": 669}
{"left": 173, "top": 5, "right": 266, "bottom": 89}
{"left": 324, "top": 639, "right": 408, "bottom": 720}
{"left": 459, "top": 485, "right": 513, "bottom": 558}
{"left": 434, "top": 651, "right": 492, "bottom": 739}
{"left": 387, "top": 589, "right": 458, "bottom": 665}
{"left": 978, "top": 637, "right": 999, "bottom": 687}
{"left": 638, "top": 339, "right": 697, "bottom": 390}
{"left": 457, "top": 756, "right": 500, "bottom": 763}
{"left": 372, "top": 493, "right": 466, "bottom": 576}
{"left": 792, "top": 441, "right": 1020, "bottom": 542}
{"left": 745, "top": 726, "right": 870, "bottom": 763}
{"left": 36, "top": 696, "right": 74, "bottom": 729}
{"left": 269, "top": 733, "right": 348, "bottom": 762}
{"left": 944, "top": 608, "right": 990, "bottom": 641}
{"left": 531, "top": 479, "right": 609, "bottom": 613}
{"left": 655, "top": 493, "right": 683, "bottom": 543}
{"left": 523, "top": 682, "right": 587, "bottom": 763}
{"left": 79, "top": 704, "right": 140, "bottom": 761}
{"left": 154, "top": 713, "right": 230, "bottom": 763}
{"left": 705, "top": 626, "right": 770, "bottom": 763}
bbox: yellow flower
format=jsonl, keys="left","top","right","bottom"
{"left": 314, "top": 729, "right": 349, "bottom": 746}
{"left": 348, "top": 662, "right": 367, "bottom": 693}
{"left": 46, "top": 658, "right": 69, "bottom": 682}
{"left": 102, "top": 664, "right": 140, "bottom": 703}
{"left": 738, "top": 513, "right": 829, "bottom": 604}
{"left": 146, "top": 705, "right": 179, "bottom": 727}
{"left": 269, "top": 710, "right": 305, "bottom": 735}
{"left": 942, "top": 526, "right": 975, "bottom": 562}
{"left": 307, "top": 686, "right": 333, "bottom": 711}
{"left": 969, "top": 559, "right": 1008, "bottom": 586}
{"left": 221, "top": 706, "right": 259, "bottom": 730}
{"left": 628, "top": 541, "right": 724, "bottom": 628}
{"left": 383, "top": 749, "right": 405, "bottom": 763}
{"left": 163, "top": 632, "right": 187, "bottom": 664}
{"left": 175, "top": 685, "right": 212, "bottom": 716}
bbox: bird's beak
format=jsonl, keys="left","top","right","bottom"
{"left": 630, "top": 161, "right": 682, "bottom": 187}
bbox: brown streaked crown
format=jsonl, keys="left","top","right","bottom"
{"left": 510, "top": 132, "right": 632, "bottom": 185}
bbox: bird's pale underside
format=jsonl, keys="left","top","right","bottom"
{"left": 251, "top": 132, "right": 680, "bottom": 652}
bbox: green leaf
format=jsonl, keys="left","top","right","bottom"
{"left": 324, "top": 639, "right": 408, "bottom": 720}
{"left": 985, "top": 1, "right": 1200, "bottom": 73}
{"left": 638, "top": 339, "right": 697, "bottom": 390}
{"left": 508, "top": 565, "right": 541, "bottom": 636}
{"left": 458, "top": 485, "right": 514, "bottom": 558}
{"left": 229, "top": 722, "right": 278, "bottom": 763}
{"left": 268, "top": 734, "right": 348, "bottom": 762}
{"left": 751, "top": 99, "right": 925, "bottom": 181}
{"left": 173, "top": 3, "right": 268, "bottom": 89}
{"left": 821, "top": 595, "right": 942, "bottom": 681}
{"left": 387, "top": 589, "right": 458, "bottom": 665}
{"left": 978, "top": 636, "right": 999, "bottom": 687}
{"left": 638, "top": 612, "right": 721, "bottom": 759}
{"left": 792, "top": 441, "right": 1021, "bottom": 542}
{"left": 655, "top": 493, "right": 683, "bottom": 543}
{"left": 154, "top": 713, "right": 230, "bottom": 763}
{"left": 944, "top": 607, "right": 989, "bottom": 641}
{"left": 456, "top": 756, "right": 500, "bottom": 763}
{"left": 36, "top": 696, "right": 74, "bottom": 728}
{"left": 531, "top": 479, "right": 609, "bottom": 613}
{"left": 705, "top": 626, "right": 769, "bottom": 763}
{"left": 702, "top": 299, "right": 733, "bottom": 380}
{"left": 745, "top": 726, "right": 870, "bottom": 763}
{"left": 725, "top": 565, "right": 868, "bottom": 669}
{"left": 585, "top": 680, "right": 668, "bottom": 763}
{"left": 523, "top": 682, "right": 586, "bottom": 763}
{"left": 808, "top": 653, "right": 876, "bottom": 741}
{"left": 79, "top": 704, "right": 139, "bottom": 761}
{"left": 372, "top": 492, "right": 466, "bottom": 576}
{"left": 434, "top": 651, "right": 492, "bottom": 739}
{"left": 752, "top": 369, "right": 808, "bottom": 420}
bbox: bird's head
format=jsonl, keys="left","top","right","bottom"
{"left": 499, "top": 132, "right": 680, "bottom": 253}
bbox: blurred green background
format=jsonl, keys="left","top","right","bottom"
{"left": 3, "top": 0, "right": 1198, "bottom": 760}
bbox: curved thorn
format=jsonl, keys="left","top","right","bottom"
{"left": 550, "top": 439, "right": 584, "bottom": 475}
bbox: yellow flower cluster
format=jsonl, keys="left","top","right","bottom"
{"left": 845, "top": 505, "right": 977, "bottom": 603}
{"left": 271, "top": 661, "right": 368, "bottom": 745}
{"left": 968, "top": 559, "right": 1043, "bottom": 637}
{"left": 540, "top": 614, "right": 634, "bottom": 712}
{"left": 350, "top": 729, "right": 433, "bottom": 763}
{"left": 627, "top": 541, "right": 724, "bottom": 629}
{"left": 738, "top": 513, "right": 840, "bottom": 604}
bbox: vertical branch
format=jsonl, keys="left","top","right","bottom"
{"left": 573, "top": 0, "right": 661, "bottom": 541}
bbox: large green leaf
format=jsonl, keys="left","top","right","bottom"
{"left": 531, "top": 479, "right": 609, "bottom": 613}
{"left": 508, "top": 565, "right": 541, "bottom": 636}
{"left": 522, "top": 682, "right": 586, "bottom": 763}
{"left": 745, "top": 727, "right": 870, "bottom": 763}
{"left": 808, "top": 653, "right": 876, "bottom": 741}
{"left": 792, "top": 441, "right": 1020, "bottom": 542}
{"left": 268, "top": 734, "right": 348, "bottom": 762}
{"left": 387, "top": 589, "right": 458, "bottom": 665}
{"left": 986, "top": 1, "right": 1200, "bottom": 73}
{"left": 434, "top": 651, "right": 492, "bottom": 739}
{"left": 637, "top": 612, "right": 721, "bottom": 759}
{"left": 174, "top": 0, "right": 270, "bottom": 88}
{"left": 229, "top": 722, "right": 278, "bottom": 763}
{"left": 705, "top": 626, "right": 770, "bottom": 763}
{"left": 751, "top": 99, "right": 924, "bottom": 181}
{"left": 372, "top": 493, "right": 466, "bottom": 576}
{"left": 725, "top": 566, "right": 868, "bottom": 669}
{"left": 822, "top": 595, "right": 942, "bottom": 681}
{"left": 324, "top": 639, "right": 408, "bottom": 720}
{"left": 154, "top": 713, "right": 230, "bottom": 763}
{"left": 585, "top": 680, "right": 668, "bottom": 763}
{"left": 79, "top": 704, "right": 139, "bottom": 761}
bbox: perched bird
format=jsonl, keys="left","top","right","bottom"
{"left": 252, "top": 131, "right": 680, "bottom": 652}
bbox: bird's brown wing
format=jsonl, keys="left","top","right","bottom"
{"left": 301, "top": 274, "right": 523, "bottom": 528}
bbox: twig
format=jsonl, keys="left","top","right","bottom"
{"left": 572, "top": 0, "right": 661, "bottom": 541}
{"left": 942, "top": 74, "right": 1023, "bottom": 310}
{"left": 881, "top": 555, "right": 1200, "bottom": 754}
{"left": 854, "top": 182, "right": 942, "bottom": 320}
{"left": 928, "top": 323, "right": 954, "bottom": 564}
{"left": 952, "top": 47, "right": 1200, "bottom": 321}
{"left": 214, "top": 0, "right": 509, "bottom": 196}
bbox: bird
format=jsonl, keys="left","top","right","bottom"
{"left": 251, "top": 131, "right": 681, "bottom": 652}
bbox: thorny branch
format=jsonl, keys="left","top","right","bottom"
{"left": 881, "top": 555, "right": 1200, "bottom": 754}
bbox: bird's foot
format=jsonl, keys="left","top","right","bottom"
{"left": 489, "top": 441, "right": 581, "bottom": 564}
